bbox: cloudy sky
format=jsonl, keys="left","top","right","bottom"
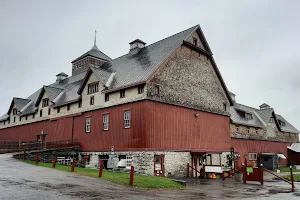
{"left": 0, "top": 0, "right": 299, "bottom": 129}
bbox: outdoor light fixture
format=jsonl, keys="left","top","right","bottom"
{"left": 195, "top": 113, "right": 199, "bottom": 117}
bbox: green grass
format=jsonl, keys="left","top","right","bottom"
{"left": 282, "top": 174, "right": 300, "bottom": 182}
{"left": 22, "top": 160, "right": 184, "bottom": 189}
{"left": 271, "top": 166, "right": 300, "bottom": 172}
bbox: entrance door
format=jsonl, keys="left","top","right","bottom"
{"left": 154, "top": 155, "right": 164, "bottom": 177}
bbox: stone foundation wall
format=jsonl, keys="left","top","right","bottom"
{"left": 79, "top": 151, "right": 191, "bottom": 177}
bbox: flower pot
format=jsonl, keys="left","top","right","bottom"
{"left": 235, "top": 173, "right": 243, "bottom": 182}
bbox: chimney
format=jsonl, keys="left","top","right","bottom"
{"left": 56, "top": 72, "right": 68, "bottom": 82}
{"left": 129, "top": 39, "right": 146, "bottom": 55}
{"left": 259, "top": 103, "right": 271, "bottom": 110}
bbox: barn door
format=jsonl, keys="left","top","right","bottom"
{"left": 154, "top": 155, "right": 164, "bottom": 177}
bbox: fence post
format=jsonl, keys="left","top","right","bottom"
{"left": 187, "top": 163, "right": 190, "bottom": 177}
{"left": 71, "top": 158, "right": 76, "bottom": 172}
{"left": 23, "top": 150, "right": 26, "bottom": 160}
{"left": 52, "top": 156, "right": 57, "bottom": 168}
{"left": 98, "top": 160, "right": 104, "bottom": 177}
{"left": 130, "top": 166, "right": 134, "bottom": 185}
{"left": 260, "top": 164, "right": 264, "bottom": 185}
{"left": 290, "top": 166, "right": 295, "bottom": 191}
{"left": 35, "top": 153, "right": 39, "bottom": 165}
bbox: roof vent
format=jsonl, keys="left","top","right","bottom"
{"left": 259, "top": 103, "right": 271, "bottom": 110}
{"left": 129, "top": 39, "right": 146, "bottom": 55}
{"left": 56, "top": 72, "right": 68, "bottom": 82}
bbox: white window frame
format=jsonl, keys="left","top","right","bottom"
{"left": 126, "top": 155, "right": 133, "bottom": 167}
{"left": 86, "top": 117, "right": 91, "bottom": 133}
{"left": 249, "top": 153, "right": 257, "bottom": 160}
{"left": 103, "top": 114, "right": 109, "bottom": 131}
{"left": 124, "top": 110, "right": 131, "bottom": 128}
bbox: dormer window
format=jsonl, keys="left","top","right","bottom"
{"left": 193, "top": 37, "right": 198, "bottom": 46}
{"left": 88, "top": 82, "right": 99, "bottom": 94}
{"left": 42, "top": 98, "right": 49, "bottom": 107}
{"left": 269, "top": 117, "right": 274, "bottom": 123}
{"left": 245, "top": 113, "right": 252, "bottom": 120}
{"left": 13, "top": 108, "right": 17, "bottom": 115}
{"left": 278, "top": 120, "right": 286, "bottom": 127}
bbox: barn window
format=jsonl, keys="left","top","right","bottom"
{"left": 88, "top": 82, "right": 99, "bottom": 94}
{"left": 120, "top": 89, "right": 125, "bottom": 98}
{"left": 124, "top": 110, "right": 131, "bottom": 128}
{"left": 33, "top": 113, "right": 35, "bottom": 119}
{"left": 67, "top": 104, "right": 70, "bottom": 111}
{"left": 154, "top": 86, "right": 160, "bottom": 95}
{"left": 236, "top": 126, "right": 239, "bottom": 133}
{"left": 247, "top": 127, "right": 250, "bottom": 134}
{"left": 86, "top": 117, "right": 91, "bottom": 133}
{"left": 25, "top": 115, "right": 28, "bottom": 120}
{"left": 90, "top": 96, "right": 94, "bottom": 105}
{"left": 249, "top": 153, "right": 257, "bottom": 160}
{"left": 39, "top": 109, "right": 43, "bottom": 117}
{"left": 126, "top": 155, "right": 133, "bottom": 167}
{"left": 105, "top": 93, "right": 109, "bottom": 102}
{"left": 138, "top": 85, "right": 144, "bottom": 94}
{"left": 13, "top": 117, "right": 16, "bottom": 122}
{"left": 57, "top": 107, "right": 60, "bottom": 113}
{"left": 223, "top": 103, "right": 227, "bottom": 111}
{"left": 19, "top": 116, "right": 22, "bottom": 121}
{"left": 255, "top": 128, "right": 258, "bottom": 134}
{"left": 13, "top": 108, "right": 17, "bottom": 115}
{"left": 48, "top": 108, "right": 51, "bottom": 115}
{"left": 78, "top": 99, "right": 82, "bottom": 108}
{"left": 193, "top": 37, "right": 198, "bottom": 46}
{"left": 42, "top": 98, "right": 49, "bottom": 107}
{"left": 103, "top": 114, "right": 109, "bottom": 130}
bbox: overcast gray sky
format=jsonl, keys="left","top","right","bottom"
{"left": 1, "top": 0, "right": 300, "bottom": 130}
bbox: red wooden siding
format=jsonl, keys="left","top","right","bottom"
{"left": 0, "top": 117, "right": 73, "bottom": 141}
{"left": 232, "top": 139, "right": 291, "bottom": 167}
{"left": 144, "top": 101, "right": 232, "bottom": 151}
{"left": 288, "top": 149, "right": 300, "bottom": 165}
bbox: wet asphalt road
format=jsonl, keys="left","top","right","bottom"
{"left": 0, "top": 154, "right": 300, "bottom": 200}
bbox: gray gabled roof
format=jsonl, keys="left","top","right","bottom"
{"left": 103, "top": 25, "right": 199, "bottom": 91}
{"left": 71, "top": 45, "right": 112, "bottom": 63}
{"left": 230, "top": 103, "right": 264, "bottom": 128}
{"left": 230, "top": 101, "right": 299, "bottom": 134}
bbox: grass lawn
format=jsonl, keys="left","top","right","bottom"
{"left": 271, "top": 166, "right": 300, "bottom": 173}
{"left": 282, "top": 174, "right": 300, "bottom": 182}
{"left": 22, "top": 160, "right": 184, "bottom": 189}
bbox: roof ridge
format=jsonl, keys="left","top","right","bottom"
{"left": 111, "top": 24, "right": 199, "bottom": 61}
{"left": 13, "top": 97, "right": 30, "bottom": 101}
{"left": 44, "top": 85, "right": 64, "bottom": 90}
{"left": 235, "top": 102, "right": 259, "bottom": 111}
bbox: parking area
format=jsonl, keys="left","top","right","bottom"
{"left": 0, "top": 154, "right": 299, "bottom": 200}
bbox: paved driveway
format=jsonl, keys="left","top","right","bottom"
{"left": 0, "top": 154, "right": 299, "bottom": 200}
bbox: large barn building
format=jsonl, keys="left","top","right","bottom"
{"left": 0, "top": 25, "right": 298, "bottom": 176}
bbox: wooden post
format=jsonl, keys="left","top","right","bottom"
{"left": 242, "top": 163, "right": 246, "bottom": 184}
{"left": 260, "top": 164, "right": 264, "bottom": 185}
{"left": 203, "top": 164, "right": 206, "bottom": 179}
{"left": 35, "top": 153, "right": 39, "bottom": 165}
{"left": 187, "top": 163, "right": 190, "bottom": 177}
{"left": 71, "top": 158, "right": 76, "bottom": 172}
{"left": 130, "top": 166, "right": 134, "bottom": 185}
{"left": 23, "top": 150, "right": 26, "bottom": 160}
{"left": 52, "top": 156, "right": 57, "bottom": 168}
{"left": 98, "top": 160, "right": 104, "bottom": 177}
{"left": 290, "top": 166, "right": 295, "bottom": 191}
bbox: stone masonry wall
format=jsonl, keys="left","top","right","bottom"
{"left": 80, "top": 151, "right": 191, "bottom": 177}
{"left": 147, "top": 46, "right": 230, "bottom": 115}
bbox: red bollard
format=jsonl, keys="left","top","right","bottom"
{"left": 52, "top": 156, "right": 57, "bottom": 168}
{"left": 187, "top": 163, "right": 190, "bottom": 177}
{"left": 290, "top": 166, "right": 295, "bottom": 191}
{"left": 98, "top": 160, "right": 104, "bottom": 177}
{"left": 260, "top": 164, "right": 264, "bottom": 185}
{"left": 71, "top": 158, "right": 76, "bottom": 172}
{"left": 35, "top": 153, "right": 39, "bottom": 165}
{"left": 130, "top": 166, "right": 134, "bottom": 185}
{"left": 23, "top": 150, "right": 26, "bottom": 160}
